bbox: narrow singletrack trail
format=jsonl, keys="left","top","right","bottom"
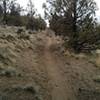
{"left": 42, "top": 37, "right": 76, "bottom": 100}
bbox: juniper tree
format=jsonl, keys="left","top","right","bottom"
{"left": 44, "top": 0, "right": 98, "bottom": 52}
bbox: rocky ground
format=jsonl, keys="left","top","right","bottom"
{"left": 0, "top": 26, "right": 100, "bottom": 100}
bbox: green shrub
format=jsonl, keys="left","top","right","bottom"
{"left": 26, "top": 16, "right": 46, "bottom": 31}
{"left": 7, "top": 15, "right": 23, "bottom": 26}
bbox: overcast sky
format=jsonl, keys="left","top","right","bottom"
{"left": 17, "top": 0, "right": 100, "bottom": 20}
{"left": 95, "top": 0, "right": 100, "bottom": 21}
{"left": 17, "top": 0, "right": 46, "bottom": 17}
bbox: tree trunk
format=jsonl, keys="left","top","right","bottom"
{"left": 3, "top": 0, "right": 7, "bottom": 24}
{"left": 73, "top": 0, "right": 77, "bottom": 33}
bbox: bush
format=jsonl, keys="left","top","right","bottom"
{"left": 26, "top": 16, "right": 46, "bottom": 31}
{"left": 7, "top": 15, "right": 23, "bottom": 26}
{"left": 0, "top": 66, "right": 21, "bottom": 77}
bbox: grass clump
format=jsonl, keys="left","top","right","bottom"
{"left": 0, "top": 65, "right": 22, "bottom": 77}
{"left": 93, "top": 75, "right": 100, "bottom": 83}
{"left": 95, "top": 56, "right": 100, "bottom": 68}
{"left": 11, "top": 83, "right": 43, "bottom": 100}
{"left": 0, "top": 46, "right": 17, "bottom": 65}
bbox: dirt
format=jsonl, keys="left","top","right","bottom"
{"left": 0, "top": 27, "right": 100, "bottom": 100}
{"left": 42, "top": 37, "right": 76, "bottom": 100}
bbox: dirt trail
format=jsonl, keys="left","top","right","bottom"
{"left": 43, "top": 37, "right": 76, "bottom": 100}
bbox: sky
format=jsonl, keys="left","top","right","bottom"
{"left": 17, "top": 0, "right": 100, "bottom": 20}
{"left": 95, "top": 0, "right": 100, "bottom": 21}
{"left": 17, "top": 0, "right": 46, "bottom": 17}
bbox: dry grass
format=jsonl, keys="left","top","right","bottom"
{"left": 0, "top": 26, "right": 50, "bottom": 100}
{"left": 0, "top": 66, "right": 21, "bottom": 77}
{"left": 0, "top": 26, "right": 99, "bottom": 100}
{"left": 95, "top": 56, "right": 100, "bottom": 68}
{"left": 64, "top": 50, "right": 87, "bottom": 59}
{"left": 64, "top": 49, "right": 100, "bottom": 69}
{"left": 87, "top": 50, "right": 100, "bottom": 68}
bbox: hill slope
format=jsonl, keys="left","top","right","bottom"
{"left": 0, "top": 26, "right": 100, "bottom": 100}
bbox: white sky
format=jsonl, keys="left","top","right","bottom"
{"left": 95, "top": 0, "right": 100, "bottom": 21}
{"left": 17, "top": 0, "right": 46, "bottom": 17}
{"left": 17, "top": 0, "right": 100, "bottom": 20}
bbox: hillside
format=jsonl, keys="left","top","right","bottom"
{"left": 0, "top": 26, "right": 100, "bottom": 100}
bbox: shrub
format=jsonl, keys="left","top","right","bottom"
{"left": 26, "top": 16, "right": 46, "bottom": 31}
{"left": 0, "top": 66, "right": 21, "bottom": 77}
{"left": 7, "top": 15, "right": 23, "bottom": 26}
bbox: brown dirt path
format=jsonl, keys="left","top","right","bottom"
{"left": 42, "top": 37, "right": 76, "bottom": 100}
